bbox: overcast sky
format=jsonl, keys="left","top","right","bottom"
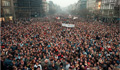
{"left": 47, "top": 0, "right": 78, "bottom": 7}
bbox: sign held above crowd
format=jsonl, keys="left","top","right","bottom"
{"left": 62, "top": 23, "right": 75, "bottom": 27}
{"left": 73, "top": 17, "right": 78, "bottom": 20}
{"left": 56, "top": 17, "right": 60, "bottom": 20}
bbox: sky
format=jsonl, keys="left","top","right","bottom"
{"left": 47, "top": 0, "right": 78, "bottom": 7}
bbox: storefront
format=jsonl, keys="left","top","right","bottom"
{"left": 0, "top": 17, "right": 5, "bottom": 22}
{"left": 0, "top": 16, "right": 13, "bottom": 22}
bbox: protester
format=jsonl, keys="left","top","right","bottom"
{"left": 1, "top": 16, "right": 120, "bottom": 70}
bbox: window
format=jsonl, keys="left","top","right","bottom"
{"left": 15, "top": 8, "right": 18, "bottom": 10}
{"left": 14, "top": 3, "right": 18, "bottom": 6}
{"left": 3, "top": 9, "right": 11, "bottom": 14}
{"left": 2, "top": 1, "right": 10, "bottom": 6}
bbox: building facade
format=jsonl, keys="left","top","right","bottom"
{"left": 114, "top": 0, "right": 120, "bottom": 18}
{"left": 14, "top": 0, "right": 44, "bottom": 18}
{"left": 1, "top": 0, "right": 15, "bottom": 22}
{"left": 87, "top": 0, "right": 96, "bottom": 12}
{"left": 101, "top": 0, "right": 118, "bottom": 17}
{"left": 86, "top": 0, "right": 102, "bottom": 13}
{"left": 79, "top": 0, "right": 87, "bottom": 10}
{"left": 42, "top": 0, "right": 49, "bottom": 14}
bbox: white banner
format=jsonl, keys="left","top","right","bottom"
{"left": 56, "top": 17, "right": 60, "bottom": 19}
{"left": 62, "top": 23, "right": 75, "bottom": 27}
{"left": 73, "top": 17, "right": 78, "bottom": 19}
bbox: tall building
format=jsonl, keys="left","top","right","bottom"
{"left": 42, "top": 0, "right": 49, "bottom": 14}
{"left": 79, "top": 0, "right": 87, "bottom": 10}
{"left": 94, "top": 0, "right": 102, "bottom": 16}
{"left": 96, "top": 0, "right": 102, "bottom": 10}
{"left": 68, "top": 3, "right": 77, "bottom": 11}
{"left": 15, "top": 0, "right": 44, "bottom": 18}
{"left": 86, "top": 0, "right": 102, "bottom": 13}
{"left": 87, "top": 0, "right": 96, "bottom": 12}
{"left": 101, "top": 0, "right": 118, "bottom": 17}
{"left": 114, "top": 0, "right": 120, "bottom": 18}
{"left": 1, "top": 0, "right": 15, "bottom": 22}
{"left": 13, "top": 0, "right": 17, "bottom": 19}
{"left": 48, "top": 1, "right": 56, "bottom": 14}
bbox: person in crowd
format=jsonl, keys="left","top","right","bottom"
{"left": 1, "top": 16, "right": 120, "bottom": 70}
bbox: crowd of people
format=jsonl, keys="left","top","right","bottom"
{"left": 1, "top": 16, "right": 120, "bottom": 70}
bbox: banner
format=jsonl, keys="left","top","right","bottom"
{"left": 62, "top": 23, "right": 75, "bottom": 27}
{"left": 56, "top": 17, "right": 60, "bottom": 19}
{"left": 73, "top": 17, "right": 78, "bottom": 19}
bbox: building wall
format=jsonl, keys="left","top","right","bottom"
{"left": 76, "top": 0, "right": 81, "bottom": 9}
{"left": 1, "top": 0, "right": 15, "bottom": 22}
{"left": 42, "top": 0, "right": 49, "bottom": 13}
{"left": 86, "top": 0, "right": 102, "bottom": 16}
{"left": 14, "top": 0, "right": 44, "bottom": 18}
{"left": 114, "top": 0, "right": 120, "bottom": 18}
{"left": 119, "top": 0, "right": 120, "bottom": 5}
{"left": 101, "top": 0, "right": 117, "bottom": 17}
{"left": 79, "top": 0, "right": 87, "bottom": 10}
{"left": 87, "top": 0, "right": 96, "bottom": 11}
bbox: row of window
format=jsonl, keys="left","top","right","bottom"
{"left": 2, "top": 1, "right": 10, "bottom": 6}
{"left": 2, "top": 8, "right": 11, "bottom": 14}
{"left": 102, "top": 10, "right": 114, "bottom": 15}
{"left": 102, "top": 0, "right": 116, "bottom": 3}
{"left": 17, "top": 3, "right": 42, "bottom": 7}
{"left": 101, "top": 5, "right": 115, "bottom": 9}
{"left": 17, "top": 0, "right": 42, "bottom": 2}
{"left": 16, "top": 8, "right": 41, "bottom": 12}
